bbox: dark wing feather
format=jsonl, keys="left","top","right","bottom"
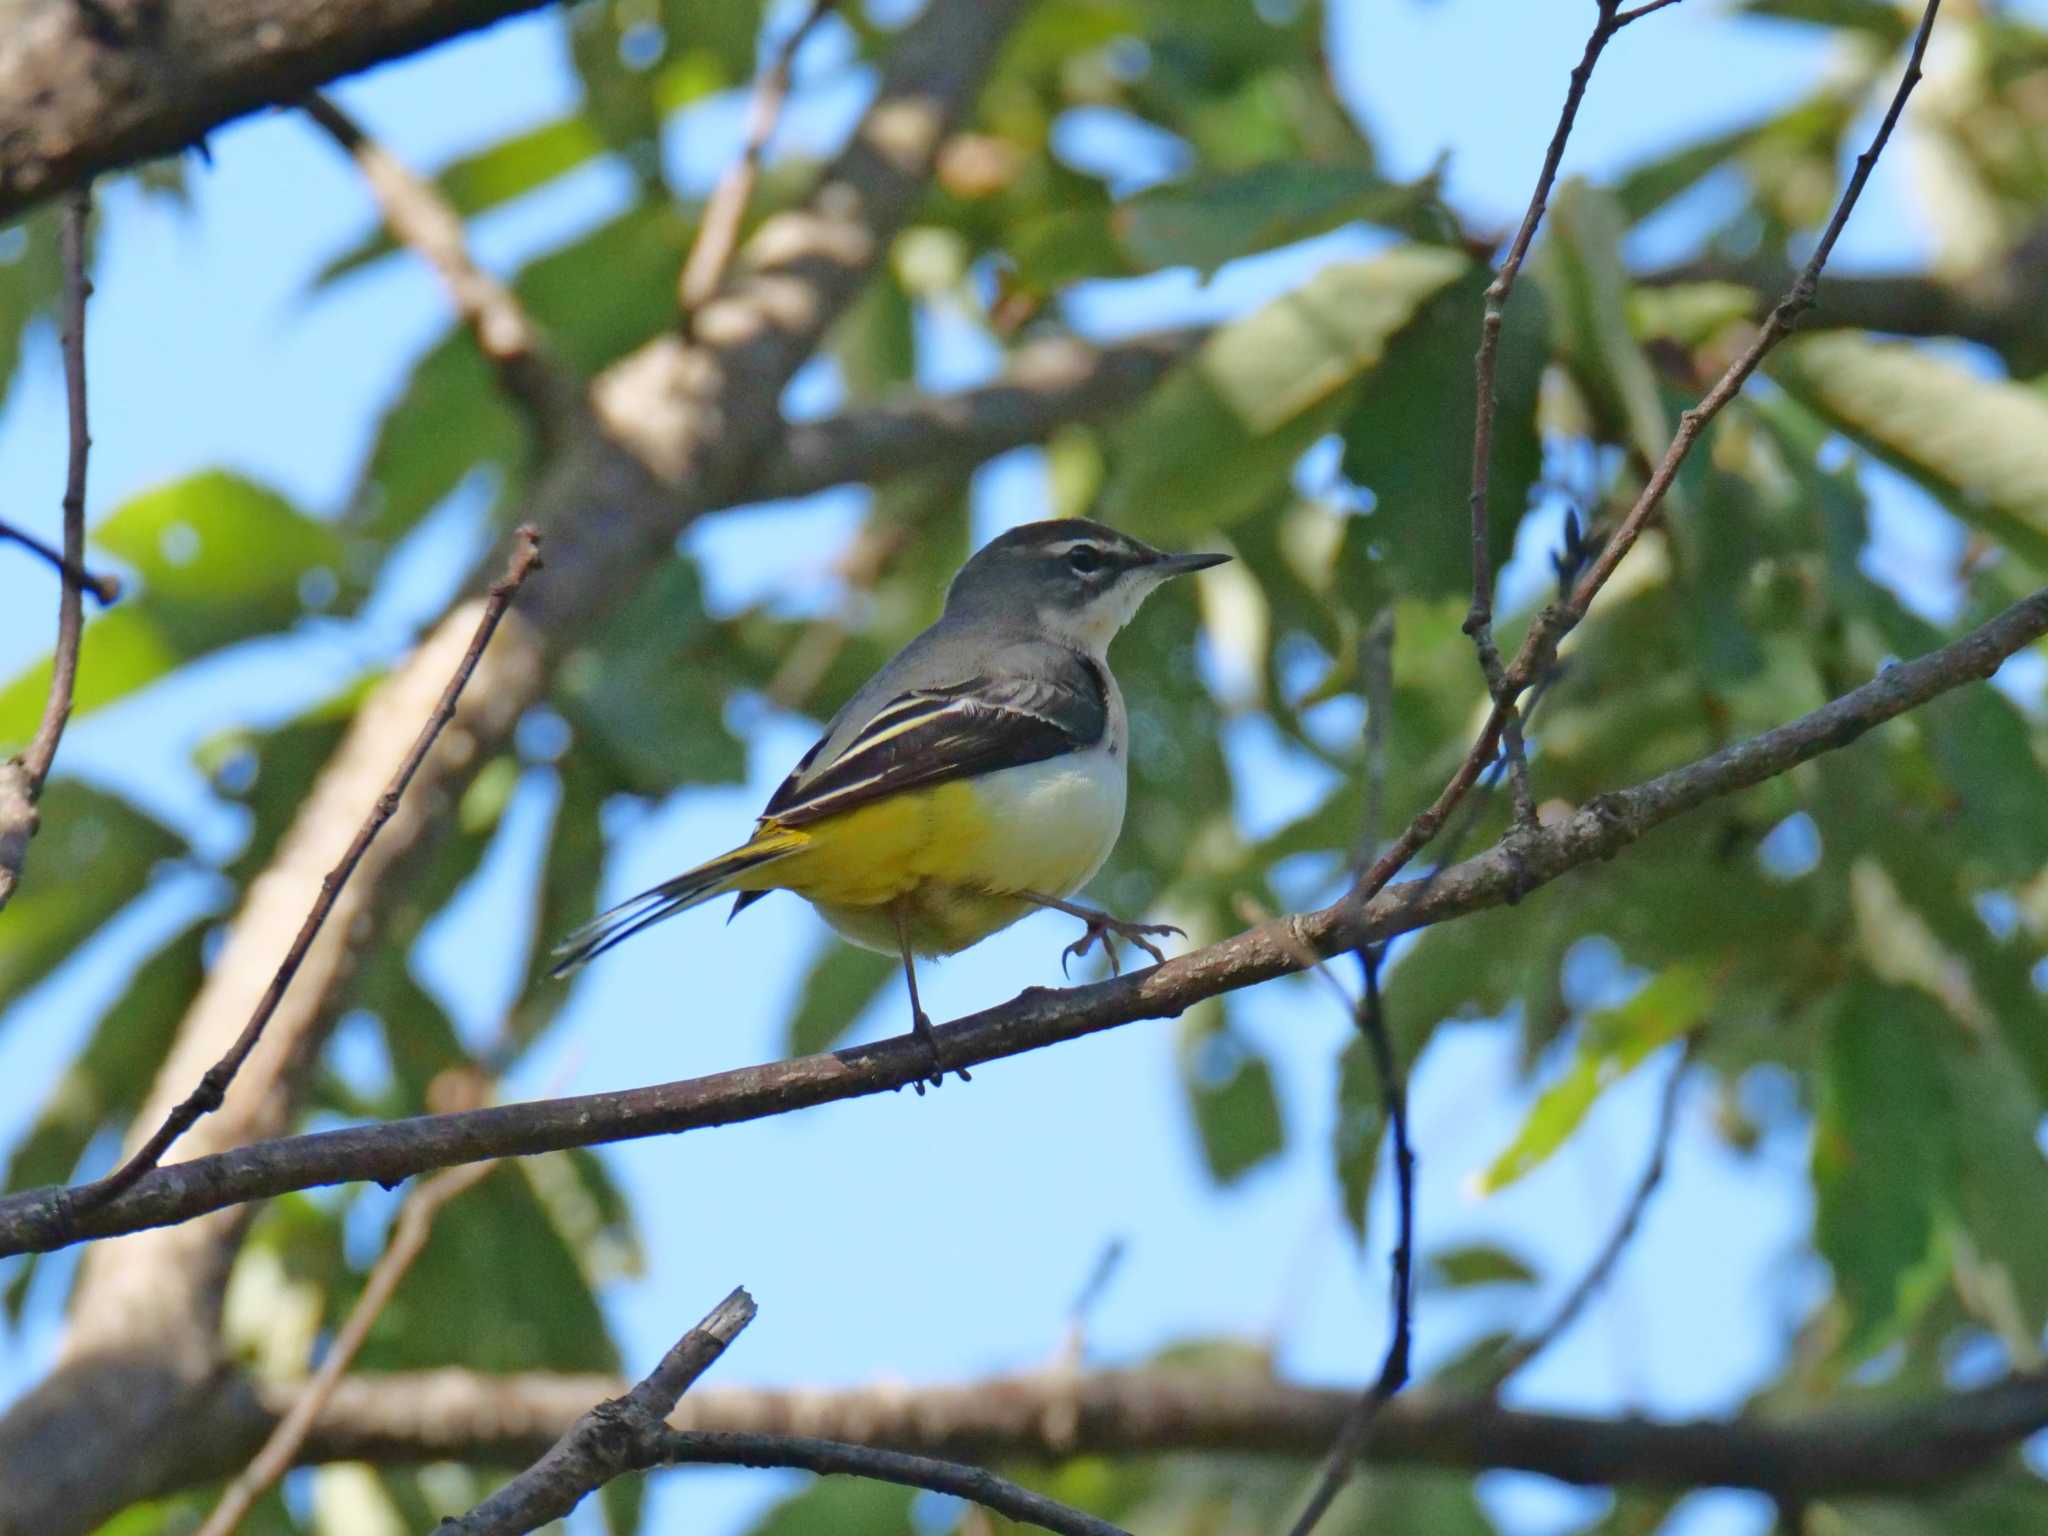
{"left": 759, "top": 659, "right": 1108, "bottom": 830}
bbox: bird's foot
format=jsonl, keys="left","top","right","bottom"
{"left": 1060, "top": 909, "right": 1185, "bottom": 977}
{"left": 905, "top": 1009, "right": 968, "bottom": 1094}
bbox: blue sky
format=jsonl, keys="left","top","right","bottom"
{"left": 0, "top": 3, "right": 2028, "bottom": 1532}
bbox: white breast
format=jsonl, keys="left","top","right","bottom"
{"left": 968, "top": 738, "right": 1128, "bottom": 900}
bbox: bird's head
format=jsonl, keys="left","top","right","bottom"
{"left": 944, "top": 518, "right": 1229, "bottom": 653}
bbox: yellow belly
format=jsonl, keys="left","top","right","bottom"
{"left": 744, "top": 751, "right": 1126, "bottom": 956}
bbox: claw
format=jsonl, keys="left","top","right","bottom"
{"left": 1057, "top": 911, "right": 1184, "bottom": 976}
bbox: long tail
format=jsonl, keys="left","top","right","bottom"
{"left": 549, "top": 829, "right": 805, "bottom": 977}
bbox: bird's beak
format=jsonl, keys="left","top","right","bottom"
{"left": 1154, "top": 550, "right": 1231, "bottom": 577}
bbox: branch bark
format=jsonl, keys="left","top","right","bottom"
{"left": 0, "top": 0, "right": 556, "bottom": 221}
{"left": 3, "top": 582, "right": 2039, "bottom": 1260}
{"left": 441, "top": 1287, "right": 756, "bottom": 1534}
{"left": 751, "top": 329, "right": 1205, "bottom": 503}
{"left": 239, "top": 1363, "right": 2048, "bottom": 1504}
{"left": 0, "top": 188, "right": 93, "bottom": 912}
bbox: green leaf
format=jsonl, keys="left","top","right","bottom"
{"left": 1536, "top": 180, "right": 1668, "bottom": 467}
{"left": 1113, "top": 164, "right": 1436, "bottom": 275}
{"left": 785, "top": 940, "right": 897, "bottom": 1057}
{"left": 1740, "top": 0, "right": 1914, "bottom": 43}
{"left": 196, "top": 679, "right": 368, "bottom": 883}
{"left": 1099, "top": 245, "right": 1471, "bottom": 535}
{"left": 1338, "top": 264, "right": 1548, "bottom": 596}
{"left": 1422, "top": 1243, "right": 1537, "bottom": 1291}
{"left": 504, "top": 755, "right": 608, "bottom": 1051}
{"left": 0, "top": 203, "right": 83, "bottom": 419}
{"left": 1187, "top": 1024, "right": 1277, "bottom": 1187}
{"left": 0, "top": 782, "right": 187, "bottom": 1011}
{"left": 350, "top": 1164, "right": 619, "bottom": 1374}
{"left": 553, "top": 560, "right": 747, "bottom": 797}
{"left": 1478, "top": 965, "right": 1709, "bottom": 1193}
{"left": 1812, "top": 975, "right": 1956, "bottom": 1359}
{"left": 741, "top": 1476, "right": 916, "bottom": 1536}
{"left": 0, "top": 472, "right": 349, "bottom": 748}
{"left": 1770, "top": 331, "right": 2048, "bottom": 567}
{"left": 1335, "top": 1031, "right": 1383, "bottom": 1240}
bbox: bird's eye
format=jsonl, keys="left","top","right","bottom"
{"left": 1067, "top": 545, "right": 1102, "bottom": 575}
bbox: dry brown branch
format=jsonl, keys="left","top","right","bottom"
{"left": 4, "top": 578, "right": 2038, "bottom": 1258}
{"left": 0, "top": 188, "right": 95, "bottom": 914}
{"left": 302, "top": 95, "right": 584, "bottom": 427}
{"left": 677, "top": 0, "right": 840, "bottom": 322}
{"left": 69, "top": 528, "right": 542, "bottom": 1216}
{"left": 196, "top": 1156, "right": 500, "bottom": 1536}
{"left": 270, "top": 1360, "right": 2048, "bottom": 1503}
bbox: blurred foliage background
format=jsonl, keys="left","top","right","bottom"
{"left": 4, "top": 0, "right": 2048, "bottom": 1532}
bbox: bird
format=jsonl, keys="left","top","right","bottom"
{"left": 550, "top": 518, "right": 1228, "bottom": 1087}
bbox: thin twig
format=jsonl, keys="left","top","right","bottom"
{"left": 440, "top": 1288, "right": 757, "bottom": 1534}
{"left": 678, "top": 0, "right": 839, "bottom": 322}
{"left": 68, "top": 529, "right": 542, "bottom": 1215}
{"left": 1486, "top": 1034, "right": 1695, "bottom": 1392}
{"left": 0, "top": 517, "right": 118, "bottom": 604}
{"left": 1283, "top": 944, "right": 1413, "bottom": 1536}
{"left": 650, "top": 1430, "right": 1131, "bottom": 1536}
{"left": 0, "top": 187, "right": 95, "bottom": 915}
{"left": 1352, "top": 0, "right": 1941, "bottom": 914}
{"left": 5, "top": 578, "right": 2041, "bottom": 1258}
{"left": 197, "top": 1156, "right": 501, "bottom": 1536}
{"left": 302, "top": 95, "right": 581, "bottom": 427}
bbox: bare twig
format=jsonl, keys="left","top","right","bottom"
{"left": 68, "top": 529, "right": 542, "bottom": 1215}
{"left": 439, "top": 1287, "right": 757, "bottom": 1534}
{"left": 1354, "top": 0, "right": 1941, "bottom": 913}
{"left": 678, "top": 0, "right": 839, "bottom": 321}
{"left": 4, "top": 578, "right": 2040, "bottom": 1258}
{"left": 197, "top": 1157, "right": 501, "bottom": 1536}
{"left": 0, "top": 187, "right": 95, "bottom": 914}
{"left": 1486, "top": 1034, "right": 1695, "bottom": 1391}
{"left": 1283, "top": 945, "right": 1413, "bottom": 1536}
{"left": 302, "top": 95, "right": 583, "bottom": 427}
{"left": 0, "top": 517, "right": 118, "bottom": 604}
{"left": 651, "top": 1430, "right": 1130, "bottom": 1536}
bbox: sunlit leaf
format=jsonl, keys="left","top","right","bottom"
{"left": 1478, "top": 965, "right": 1709, "bottom": 1193}
{"left": 1100, "top": 245, "right": 1470, "bottom": 535}
{"left": 1536, "top": 180, "right": 1667, "bottom": 467}
{"left": 1771, "top": 331, "right": 2048, "bottom": 567}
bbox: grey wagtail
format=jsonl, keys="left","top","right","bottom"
{"left": 551, "top": 518, "right": 1227, "bottom": 1085}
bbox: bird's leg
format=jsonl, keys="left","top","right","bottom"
{"left": 892, "top": 903, "right": 964, "bottom": 1091}
{"left": 1019, "top": 891, "right": 1185, "bottom": 977}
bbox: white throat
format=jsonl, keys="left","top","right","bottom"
{"left": 1036, "top": 572, "right": 1165, "bottom": 658}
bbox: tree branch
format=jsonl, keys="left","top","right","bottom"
{"left": 0, "top": 187, "right": 94, "bottom": 913}
{"left": 750, "top": 328, "right": 1205, "bottom": 504}
{"left": 677, "top": 0, "right": 839, "bottom": 323}
{"left": 301, "top": 95, "right": 584, "bottom": 430}
{"left": 262, "top": 1362, "right": 2048, "bottom": 1503}
{"left": 0, "top": 517, "right": 119, "bottom": 604}
{"left": 0, "top": 0, "right": 558, "bottom": 221}
{"left": 70, "top": 528, "right": 541, "bottom": 1216}
{"left": 439, "top": 1287, "right": 757, "bottom": 1535}
{"left": 3, "top": 582, "right": 2038, "bottom": 1259}
{"left": 1283, "top": 945, "right": 1413, "bottom": 1536}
